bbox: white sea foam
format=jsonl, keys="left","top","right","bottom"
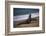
{"left": 13, "top": 13, "right": 39, "bottom": 21}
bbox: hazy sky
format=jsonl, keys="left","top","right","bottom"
{"left": 13, "top": 8, "right": 39, "bottom": 16}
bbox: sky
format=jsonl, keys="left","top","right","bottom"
{"left": 13, "top": 8, "right": 39, "bottom": 16}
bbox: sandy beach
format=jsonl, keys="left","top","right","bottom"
{"left": 13, "top": 17, "right": 39, "bottom": 28}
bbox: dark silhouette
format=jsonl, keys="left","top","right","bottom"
{"left": 26, "top": 14, "right": 31, "bottom": 24}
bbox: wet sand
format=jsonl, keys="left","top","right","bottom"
{"left": 13, "top": 17, "right": 39, "bottom": 28}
